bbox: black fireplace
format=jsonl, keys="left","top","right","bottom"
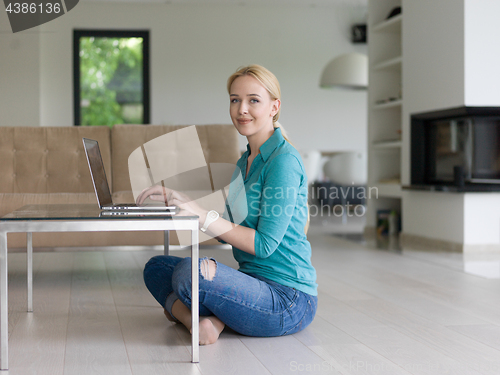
{"left": 411, "top": 106, "right": 500, "bottom": 191}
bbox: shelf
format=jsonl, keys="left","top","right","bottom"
{"left": 373, "top": 56, "right": 402, "bottom": 71}
{"left": 373, "top": 99, "right": 402, "bottom": 109}
{"left": 373, "top": 140, "right": 402, "bottom": 149}
{"left": 367, "top": 1, "right": 404, "bottom": 227}
{"left": 375, "top": 183, "right": 402, "bottom": 198}
{"left": 373, "top": 14, "right": 402, "bottom": 33}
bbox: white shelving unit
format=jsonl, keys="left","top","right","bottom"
{"left": 373, "top": 140, "right": 402, "bottom": 149}
{"left": 373, "top": 99, "right": 402, "bottom": 110}
{"left": 373, "top": 56, "right": 402, "bottom": 71}
{"left": 372, "top": 13, "right": 402, "bottom": 33}
{"left": 367, "top": 0, "right": 403, "bottom": 233}
{"left": 375, "top": 183, "right": 402, "bottom": 199}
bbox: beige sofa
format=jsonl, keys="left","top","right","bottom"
{"left": 0, "top": 124, "right": 240, "bottom": 249}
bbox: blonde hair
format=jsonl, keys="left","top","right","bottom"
{"left": 227, "top": 64, "right": 291, "bottom": 142}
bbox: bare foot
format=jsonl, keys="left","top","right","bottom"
{"left": 170, "top": 300, "right": 224, "bottom": 344}
{"left": 163, "top": 308, "right": 177, "bottom": 322}
{"left": 197, "top": 316, "right": 225, "bottom": 345}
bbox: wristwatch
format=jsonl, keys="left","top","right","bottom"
{"left": 200, "top": 210, "right": 219, "bottom": 232}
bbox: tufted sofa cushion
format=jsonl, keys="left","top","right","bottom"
{"left": 0, "top": 126, "right": 111, "bottom": 194}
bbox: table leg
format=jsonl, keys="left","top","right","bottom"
{"left": 27, "top": 233, "right": 33, "bottom": 313}
{"left": 164, "top": 231, "right": 169, "bottom": 256}
{"left": 0, "top": 232, "right": 8, "bottom": 370}
{"left": 191, "top": 228, "right": 199, "bottom": 363}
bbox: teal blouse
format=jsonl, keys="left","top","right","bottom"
{"left": 224, "top": 128, "right": 317, "bottom": 296}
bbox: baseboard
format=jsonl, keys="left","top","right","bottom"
{"left": 365, "top": 226, "right": 458, "bottom": 252}
{"left": 363, "top": 226, "right": 377, "bottom": 239}
{"left": 399, "top": 233, "right": 463, "bottom": 252}
{"left": 400, "top": 233, "right": 500, "bottom": 253}
{"left": 462, "top": 243, "right": 500, "bottom": 253}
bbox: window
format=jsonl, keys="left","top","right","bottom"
{"left": 73, "top": 30, "right": 150, "bottom": 126}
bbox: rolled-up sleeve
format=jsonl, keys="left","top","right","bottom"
{"left": 254, "top": 154, "right": 302, "bottom": 258}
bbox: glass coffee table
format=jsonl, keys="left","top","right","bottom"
{"left": 0, "top": 204, "right": 200, "bottom": 370}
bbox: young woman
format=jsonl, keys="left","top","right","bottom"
{"left": 138, "top": 64, "right": 317, "bottom": 345}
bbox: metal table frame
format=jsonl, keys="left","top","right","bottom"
{"left": 0, "top": 212, "right": 199, "bottom": 370}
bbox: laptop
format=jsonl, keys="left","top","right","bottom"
{"left": 82, "top": 137, "right": 177, "bottom": 213}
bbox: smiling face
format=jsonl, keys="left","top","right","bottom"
{"left": 229, "top": 75, "right": 280, "bottom": 145}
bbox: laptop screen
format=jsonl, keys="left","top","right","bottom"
{"left": 83, "top": 138, "right": 113, "bottom": 207}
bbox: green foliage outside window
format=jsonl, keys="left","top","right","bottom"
{"left": 80, "top": 37, "right": 143, "bottom": 127}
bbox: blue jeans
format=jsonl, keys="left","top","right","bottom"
{"left": 143, "top": 255, "right": 317, "bottom": 337}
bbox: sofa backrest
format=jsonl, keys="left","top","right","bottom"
{"left": 111, "top": 124, "right": 241, "bottom": 192}
{"left": 0, "top": 126, "right": 112, "bottom": 194}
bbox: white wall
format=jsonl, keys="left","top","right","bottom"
{"left": 403, "top": 191, "right": 465, "bottom": 244}
{"left": 402, "top": 0, "right": 465, "bottom": 186}
{"left": 464, "top": 194, "right": 500, "bottom": 250}
{"left": 401, "top": 0, "right": 465, "bottom": 243}
{"left": 462, "top": 0, "right": 500, "bottom": 250}
{"left": 2, "top": 2, "right": 368, "bottom": 154}
{"left": 464, "top": 0, "right": 500, "bottom": 106}
{"left": 0, "top": 11, "right": 41, "bottom": 127}
{"left": 402, "top": 0, "right": 465, "bottom": 119}
{"left": 402, "top": 0, "right": 500, "bottom": 250}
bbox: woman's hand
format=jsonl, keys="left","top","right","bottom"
{"left": 136, "top": 186, "right": 254, "bottom": 253}
{"left": 136, "top": 186, "right": 208, "bottom": 222}
{"left": 166, "top": 189, "right": 207, "bottom": 218}
{"left": 136, "top": 185, "right": 167, "bottom": 205}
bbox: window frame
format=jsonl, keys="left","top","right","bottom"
{"left": 73, "top": 29, "right": 151, "bottom": 126}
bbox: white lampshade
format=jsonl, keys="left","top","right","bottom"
{"left": 320, "top": 53, "right": 368, "bottom": 90}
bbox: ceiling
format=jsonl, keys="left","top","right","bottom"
{"left": 81, "top": 0, "right": 367, "bottom": 6}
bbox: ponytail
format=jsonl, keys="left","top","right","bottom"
{"left": 273, "top": 121, "right": 292, "bottom": 144}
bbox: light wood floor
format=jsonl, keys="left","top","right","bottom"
{"left": 6, "top": 222, "right": 500, "bottom": 374}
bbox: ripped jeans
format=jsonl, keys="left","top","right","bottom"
{"left": 143, "top": 255, "right": 317, "bottom": 337}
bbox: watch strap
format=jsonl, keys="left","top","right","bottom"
{"left": 201, "top": 210, "right": 219, "bottom": 232}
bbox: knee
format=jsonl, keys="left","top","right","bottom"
{"left": 144, "top": 255, "right": 163, "bottom": 269}
{"left": 143, "top": 255, "right": 181, "bottom": 290}
{"left": 200, "top": 258, "right": 217, "bottom": 281}
{"left": 171, "top": 257, "right": 217, "bottom": 295}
